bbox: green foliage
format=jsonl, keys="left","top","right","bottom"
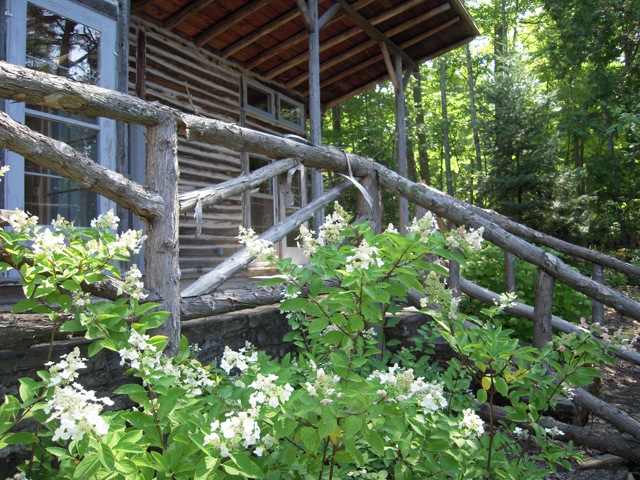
{"left": 463, "top": 244, "right": 591, "bottom": 341}
{"left": 0, "top": 201, "right": 611, "bottom": 479}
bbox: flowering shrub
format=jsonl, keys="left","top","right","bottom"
{"left": 0, "top": 163, "right": 610, "bottom": 479}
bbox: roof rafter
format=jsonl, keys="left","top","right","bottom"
{"left": 288, "top": 6, "right": 452, "bottom": 89}
{"left": 245, "top": 0, "right": 376, "bottom": 71}
{"left": 163, "top": 0, "right": 217, "bottom": 30}
{"left": 195, "top": 0, "right": 271, "bottom": 47}
{"left": 332, "top": 0, "right": 418, "bottom": 70}
{"left": 265, "top": 0, "right": 448, "bottom": 80}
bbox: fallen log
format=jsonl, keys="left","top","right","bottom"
{"left": 477, "top": 403, "right": 640, "bottom": 464}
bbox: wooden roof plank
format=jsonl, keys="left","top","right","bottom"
{"left": 132, "top": 0, "right": 157, "bottom": 13}
{"left": 222, "top": 6, "right": 301, "bottom": 59}
{"left": 195, "top": 0, "right": 271, "bottom": 47}
{"left": 245, "top": 0, "right": 375, "bottom": 71}
{"left": 163, "top": 0, "right": 217, "bottom": 30}
{"left": 333, "top": 0, "right": 418, "bottom": 70}
{"left": 266, "top": 1, "right": 450, "bottom": 81}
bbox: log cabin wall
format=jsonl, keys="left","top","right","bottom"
{"left": 128, "top": 17, "right": 307, "bottom": 279}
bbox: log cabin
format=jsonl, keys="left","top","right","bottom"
{"left": 0, "top": 0, "right": 478, "bottom": 300}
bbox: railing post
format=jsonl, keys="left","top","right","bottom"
{"left": 504, "top": 251, "right": 517, "bottom": 294}
{"left": 449, "top": 258, "right": 461, "bottom": 299}
{"left": 592, "top": 263, "right": 605, "bottom": 326}
{"left": 145, "top": 120, "right": 181, "bottom": 355}
{"left": 532, "top": 268, "right": 554, "bottom": 349}
{"left": 355, "top": 173, "right": 381, "bottom": 233}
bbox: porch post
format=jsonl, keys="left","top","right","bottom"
{"left": 306, "top": 0, "right": 325, "bottom": 233}
{"left": 394, "top": 55, "right": 410, "bottom": 234}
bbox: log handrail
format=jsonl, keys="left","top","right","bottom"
{"left": 0, "top": 60, "right": 639, "bottom": 328}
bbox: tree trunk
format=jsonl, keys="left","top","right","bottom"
{"left": 412, "top": 72, "right": 431, "bottom": 185}
{"left": 439, "top": 56, "right": 454, "bottom": 196}
{"left": 465, "top": 43, "right": 483, "bottom": 207}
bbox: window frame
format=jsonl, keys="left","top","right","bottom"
{"left": 242, "top": 78, "right": 305, "bottom": 132}
{"left": 3, "top": 0, "right": 117, "bottom": 222}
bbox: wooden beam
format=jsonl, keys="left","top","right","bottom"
{"left": 333, "top": 0, "right": 418, "bottom": 70}
{"left": 0, "top": 111, "right": 164, "bottom": 221}
{"left": 532, "top": 269, "right": 554, "bottom": 349}
{"left": 181, "top": 181, "right": 352, "bottom": 297}
{"left": 131, "top": 0, "right": 155, "bottom": 14}
{"left": 222, "top": 7, "right": 300, "bottom": 59}
{"left": 246, "top": 0, "right": 375, "bottom": 71}
{"left": 179, "top": 157, "right": 300, "bottom": 212}
{"left": 163, "top": 0, "right": 217, "bottom": 31}
{"left": 318, "top": 3, "right": 342, "bottom": 30}
{"left": 195, "top": 0, "right": 270, "bottom": 47}
{"left": 380, "top": 43, "right": 398, "bottom": 91}
{"left": 145, "top": 120, "right": 181, "bottom": 355}
{"left": 295, "top": 0, "right": 314, "bottom": 31}
{"left": 268, "top": 0, "right": 443, "bottom": 81}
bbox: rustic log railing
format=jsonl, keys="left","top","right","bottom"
{"left": 1, "top": 60, "right": 640, "bottom": 360}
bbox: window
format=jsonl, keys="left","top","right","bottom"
{"left": 243, "top": 79, "right": 305, "bottom": 131}
{"left": 247, "top": 156, "right": 275, "bottom": 236}
{"left": 3, "top": 0, "right": 117, "bottom": 225}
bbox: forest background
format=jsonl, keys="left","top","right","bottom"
{"left": 324, "top": 0, "right": 640, "bottom": 259}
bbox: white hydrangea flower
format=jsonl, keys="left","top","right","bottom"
{"left": 248, "top": 373, "right": 293, "bottom": 409}
{"left": 296, "top": 224, "right": 320, "bottom": 256}
{"left": 116, "top": 265, "right": 147, "bottom": 300}
{"left": 51, "top": 215, "right": 74, "bottom": 230}
{"left": 91, "top": 209, "right": 119, "bottom": 231}
{"left": 458, "top": 408, "right": 485, "bottom": 437}
{"left": 544, "top": 426, "right": 563, "bottom": 437}
{"left": 46, "top": 348, "right": 87, "bottom": 387}
{"left": 0, "top": 165, "right": 9, "bottom": 177}
{"left": 238, "top": 226, "right": 276, "bottom": 262}
{"left": 345, "top": 239, "right": 384, "bottom": 273}
{"left": 32, "top": 229, "right": 65, "bottom": 256}
{"left": 108, "top": 229, "right": 146, "bottom": 257}
{"left": 408, "top": 212, "right": 437, "bottom": 242}
{"left": 219, "top": 344, "right": 258, "bottom": 375}
{"left": 8, "top": 209, "right": 38, "bottom": 234}
{"left": 512, "top": 426, "right": 529, "bottom": 438}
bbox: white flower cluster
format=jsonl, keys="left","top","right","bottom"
{"left": 32, "top": 229, "right": 66, "bottom": 256}
{"left": 91, "top": 209, "right": 120, "bottom": 232}
{"left": 512, "top": 426, "right": 529, "bottom": 439}
{"left": 44, "top": 348, "right": 114, "bottom": 443}
{"left": 296, "top": 202, "right": 351, "bottom": 256}
{"left": 0, "top": 165, "right": 9, "bottom": 177}
{"left": 118, "top": 330, "right": 214, "bottom": 396}
{"left": 462, "top": 227, "right": 484, "bottom": 251}
{"left": 107, "top": 229, "right": 146, "bottom": 257}
{"left": 249, "top": 373, "right": 294, "bottom": 409}
{"left": 8, "top": 209, "right": 38, "bottom": 234}
{"left": 345, "top": 239, "right": 384, "bottom": 273}
{"left": 408, "top": 212, "right": 438, "bottom": 242}
{"left": 237, "top": 226, "right": 276, "bottom": 262}
{"left": 458, "top": 408, "right": 484, "bottom": 437}
{"left": 116, "top": 265, "right": 147, "bottom": 301}
{"left": 220, "top": 343, "right": 259, "bottom": 375}
{"left": 204, "top": 411, "right": 277, "bottom": 457}
{"left": 51, "top": 214, "right": 74, "bottom": 230}
{"left": 368, "top": 364, "right": 448, "bottom": 414}
{"left": 493, "top": 291, "right": 518, "bottom": 313}
{"left": 544, "top": 426, "right": 563, "bottom": 437}
{"left": 305, "top": 367, "right": 342, "bottom": 405}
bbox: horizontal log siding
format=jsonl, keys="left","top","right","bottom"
{"left": 130, "top": 18, "right": 244, "bottom": 278}
{"left": 127, "top": 17, "right": 307, "bottom": 279}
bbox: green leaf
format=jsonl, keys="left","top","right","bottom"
{"left": 225, "top": 453, "right": 263, "bottom": 478}
{"left": 300, "top": 426, "right": 320, "bottom": 453}
{"left": 308, "top": 317, "right": 329, "bottom": 334}
{"left": 280, "top": 297, "right": 310, "bottom": 312}
{"left": 3, "top": 432, "right": 37, "bottom": 445}
{"left": 157, "top": 388, "right": 183, "bottom": 421}
{"left": 260, "top": 276, "right": 286, "bottom": 287}
{"left": 98, "top": 443, "right": 116, "bottom": 470}
{"left": 363, "top": 428, "right": 386, "bottom": 457}
{"left": 494, "top": 376, "right": 509, "bottom": 397}
{"left": 139, "top": 311, "right": 170, "bottom": 330}
{"left": 114, "top": 384, "right": 149, "bottom": 405}
{"left": 73, "top": 454, "right": 101, "bottom": 479}
{"left": 12, "top": 298, "right": 39, "bottom": 313}
{"left": 476, "top": 388, "right": 488, "bottom": 404}
{"left": 318, "top": 414, "right": 338, "bottom": 439}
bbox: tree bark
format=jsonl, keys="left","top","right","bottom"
{"left": 439, "top": 56, "right": 454, "bottom": 197}
{"left": 145, "top": 121, "right": 181, "bottom": 354}
{"left": 532, "top": 269, "right": 554, "bottom": 349}
{"left": 465, "top": 43, "right": 483, "bottom": 206}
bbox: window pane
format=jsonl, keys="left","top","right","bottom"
{"left": 250, "top": 196, "right": 274, "bottom": 235}
{"left": 26, "top": 3, "right": 99, "bottom": 124}
{"left": 280, "top": 98, "right": 301, "bottom": 126}
{"left": 247, "top": 85, "right": 272, "bottom": 114}
{"left": 24, "top": 114, "right": 97, "bottom": 225}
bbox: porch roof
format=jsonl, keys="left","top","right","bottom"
{"left": 131, "top": 0, "right": 478, "bottom": 109}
